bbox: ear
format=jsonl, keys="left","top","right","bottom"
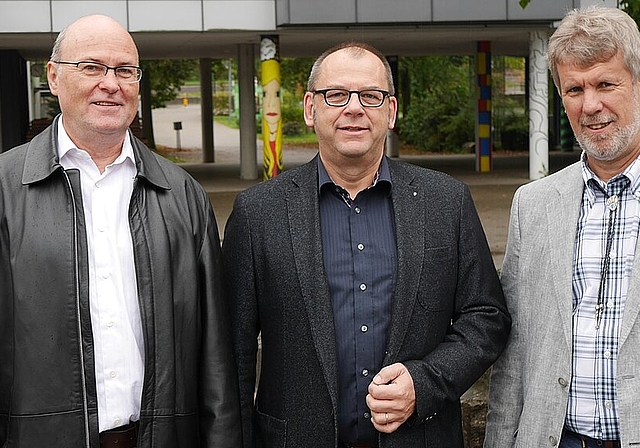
{"left": 387, "top": 95, "right": 398, "bottom": 130}
{"left": 47, "top": 61, "right": 60, "bottom": 96}
{"left": 303, "top": 91, "right": 315, "bottom": 127}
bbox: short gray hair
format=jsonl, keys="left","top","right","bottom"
{"left": 548, "top": 6, "right": 640, "bottom": 90}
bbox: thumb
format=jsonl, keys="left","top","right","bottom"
{"left": 373, "top": 363, "right": 405, "bottom": 386}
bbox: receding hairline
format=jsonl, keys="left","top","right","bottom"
{"left": 307, "top": 42, "right": 395, "bottom": 95}
{"left": 51, "top": 14, "right": 137, "bottom": 61}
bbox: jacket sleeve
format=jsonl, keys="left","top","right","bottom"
{"left": 483, "top": 187, "right": 524, "bottom": 447}
{"left": 197, "top": 192, "right": 243, "bottom": 447}
{"left": 221, "top": 192, "right": 259, "bottom": 448}
{"left": 403, "top": 184, "right": 511, "bottom": 424}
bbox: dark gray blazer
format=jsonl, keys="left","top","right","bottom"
{"left": 222, "top": 155, "right": 510, "bottom": 448}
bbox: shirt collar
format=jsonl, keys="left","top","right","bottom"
{"left": 317, "top": 156, "right": 392, "bottom": 195}
{"left": 580, "top": 150, "right": 640, "bottom": 206}
{"left": 56, "top": 116, "right": 136, "bottom": 168}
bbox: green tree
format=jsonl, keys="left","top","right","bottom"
{"left": 139, "top": 59, "right": 198, "bottom": 147}
{"left": 400, "top": 56, "right": 475, "bottom": 153}
{"left": 621, "top": 1, "right": 640, "bottom": 21}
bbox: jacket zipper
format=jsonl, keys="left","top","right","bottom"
{"left": 63, "top": 170, "right": 91, "bottom": 447}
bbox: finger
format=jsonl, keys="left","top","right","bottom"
{"left": 370, "top": 411, "right": 401, "bottom": 434}
{"left": 372, "top": 362, "right": 405, "bottom": 386}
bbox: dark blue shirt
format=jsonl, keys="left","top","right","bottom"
{"left": 318, "top": 157, "right": 397, "bottom": 446}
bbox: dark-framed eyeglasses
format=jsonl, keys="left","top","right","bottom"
{"left": 312, "top": 89, "right": 390, "bottom": 108}
{"left": 52, "top": 61, "right": 143, "bottom": 83}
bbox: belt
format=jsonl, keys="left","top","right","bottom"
{"left": 100, "top": 421, "right": 139, "bottom": 448}
{"left": 562, "top": 429, "right": 621, "bottom": 448}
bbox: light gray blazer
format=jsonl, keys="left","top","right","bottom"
{"left": 484, "top": 161, "right": 640, "bottom": 447}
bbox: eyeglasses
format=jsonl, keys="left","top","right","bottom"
{"left": 52, "top": 61, "right": 143, "bottom": 83}
{"left": 312, "top": 89, "right": 389, "bottom": 108}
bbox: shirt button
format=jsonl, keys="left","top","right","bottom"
{"left": 107, "top": 321, "right": 114, "bottom": 328}
{"left": 109, "top": 371, "right": 117, "bottom": 378}
{"left": 361, "top": 325, "right": 368, "bottom": 332}
{"left": 101, "top": 272, "right": 110, "bottom": 279}
{"left": 363, "top": 412, "right": 370, "bottom": 419}
{"left": 607, "top": 301, "right": 614, "bottom": 308}
{"left": 605, "top": 401, "right": 612, "bottom": 409}
{"left": 604, "top": 350, "right": 611, "bottom": 359}
{"left": 357, "top": 243, "right": 365, "bottom": 251}
{"left": 360, "top": 283, "right": 367, "bottom": 291}
{"left": 114, "top": 418, "right": 121, "bottom": 426}
{"left": 354, "top": 207, "right": 361, "bottom": 214}
{"left": 362, "top": 369, "right": 369, "bottom": 377}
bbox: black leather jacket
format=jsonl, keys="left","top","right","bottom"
{"left": 0, "top": 117, "right": 241, "bottom": 447}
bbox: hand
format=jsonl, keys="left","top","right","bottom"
{"left": 366, "top": 363, "right": 416, "bottom": 433}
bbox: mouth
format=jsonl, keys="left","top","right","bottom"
{"left": 585, "top": 122, "right": 611, "bottom": 130}
{"left": 581, "top": 115, "right": 614, "bottom": 131}
{"left": 339, "top": 125, "right": 368, "bottom": 132}
{"left": 93, "top": 101, "right": 120, "bottom": 107}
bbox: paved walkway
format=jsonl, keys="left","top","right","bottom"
{"left": 152, "top": 103, "right": 581, "bottom": 268}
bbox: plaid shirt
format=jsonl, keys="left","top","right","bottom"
{"left": 567, "top": 153, "right": 640, "bottom": 440}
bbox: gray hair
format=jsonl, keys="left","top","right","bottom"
{"left": 548, "top": 6, "right": 640, "bottom": 90}
{"left": 307, "top": 42, "right": 395, "bottom": 95}
{"left": 50, "top": 25, "right": 68, "bottom": 62}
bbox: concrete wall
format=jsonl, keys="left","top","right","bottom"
{"left": 0, "top": 0, "right": 276, "bottom": 33}
{"left": 275, "top": 0, "right": 578, "bottom": 25}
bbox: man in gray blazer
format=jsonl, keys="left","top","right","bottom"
{"left": 485, "top": 6, "right": 640, "bottom": 448}
{"left": 223, "top": 42, "right": 510, "bottom": 448}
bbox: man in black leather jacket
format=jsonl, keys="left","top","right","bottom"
{"left": 0, "top": 14, "right": 241, "bottom": 448}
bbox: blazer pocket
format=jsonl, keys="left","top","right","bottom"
{"left": 255, "top": 408, "right": 287, "bottom": 448}
{"left": 416, "top": 246, "right": 456, "bottom": 311}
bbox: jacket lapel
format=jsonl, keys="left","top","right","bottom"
{"left": 286, "top": 157, "right": 339, "bottom": 407}
{"left": 546, "top": 164, "right": 583, "bottom": 349}
{"left": 384, "top": 161, "right": 424, "bottom": 364}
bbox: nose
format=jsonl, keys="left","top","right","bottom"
{"left": 98, "top": 71, "right": 121, "bottom": 92}
{"left": 581, "top": 88, "right": 603, "bottom": 115}
{"left": 344, "top": 92, "right": 364, "bottom": 114}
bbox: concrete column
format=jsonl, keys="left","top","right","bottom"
{"left": 528, "top": 31, "right": 549, "bottom": 180}
{"left": 237, "top": 43, "right": 258, "bottom": 180}
{"left": 200, "top": 58, "right": 215, "bottom": 163}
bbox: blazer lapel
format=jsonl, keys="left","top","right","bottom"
{"left": 384, "top": 161, "right": 424, "bottom": 364}
{"left": 546, "top": 164, "right": 583, "bottom": 349}
{"left": 286, "top": 158, "right": 339, "bottom": 406}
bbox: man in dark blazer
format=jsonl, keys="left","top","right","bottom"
{"left": 222, "top": 42, "right": 511, "bottom": 448}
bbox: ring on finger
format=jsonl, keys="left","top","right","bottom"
{"left": 385, "top": 412, "right": 389, "bottom": 425}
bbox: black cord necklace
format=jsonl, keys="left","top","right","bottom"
{"left": 595, "top": 193, "right": 619, "bottom": 330}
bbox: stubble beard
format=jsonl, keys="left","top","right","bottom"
{"left": 577, "top": 93, "right": 640, "bottom": 162}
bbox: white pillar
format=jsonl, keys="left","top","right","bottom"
{"left": 529, "top": 30, "right": 549, "bottom": 180}
{"left": 237, "top": 43, "right": 258, "bottom": 180}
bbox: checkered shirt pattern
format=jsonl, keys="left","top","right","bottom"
{"left": 566, "top": 154, "right": 640, "bottom": 440}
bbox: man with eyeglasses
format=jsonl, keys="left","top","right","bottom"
{"left": 223, "top": 41, "right": 510, "bottom": 448}
{"left": 0, "top": 14, "right": 241, "bottom": 448}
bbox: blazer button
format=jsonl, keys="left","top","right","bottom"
{"left": 549, "top": 435, "right": 558, "bottom": 446}
{"left": 558, "top": 377, "right": 568, "bottom": 388}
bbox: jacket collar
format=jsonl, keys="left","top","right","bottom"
{"left": 22, "top": 115, "right": 170, "bottom": 190}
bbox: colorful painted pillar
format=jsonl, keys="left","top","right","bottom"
{"left": 476, "top": 41, "right": 492, "bottom": 173}
{"left": 260, "top": 35, "right": 283, "bottom": 179}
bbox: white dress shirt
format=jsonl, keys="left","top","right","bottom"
{"left": 56, "top": 119, "right": 144, "bottom": 432}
